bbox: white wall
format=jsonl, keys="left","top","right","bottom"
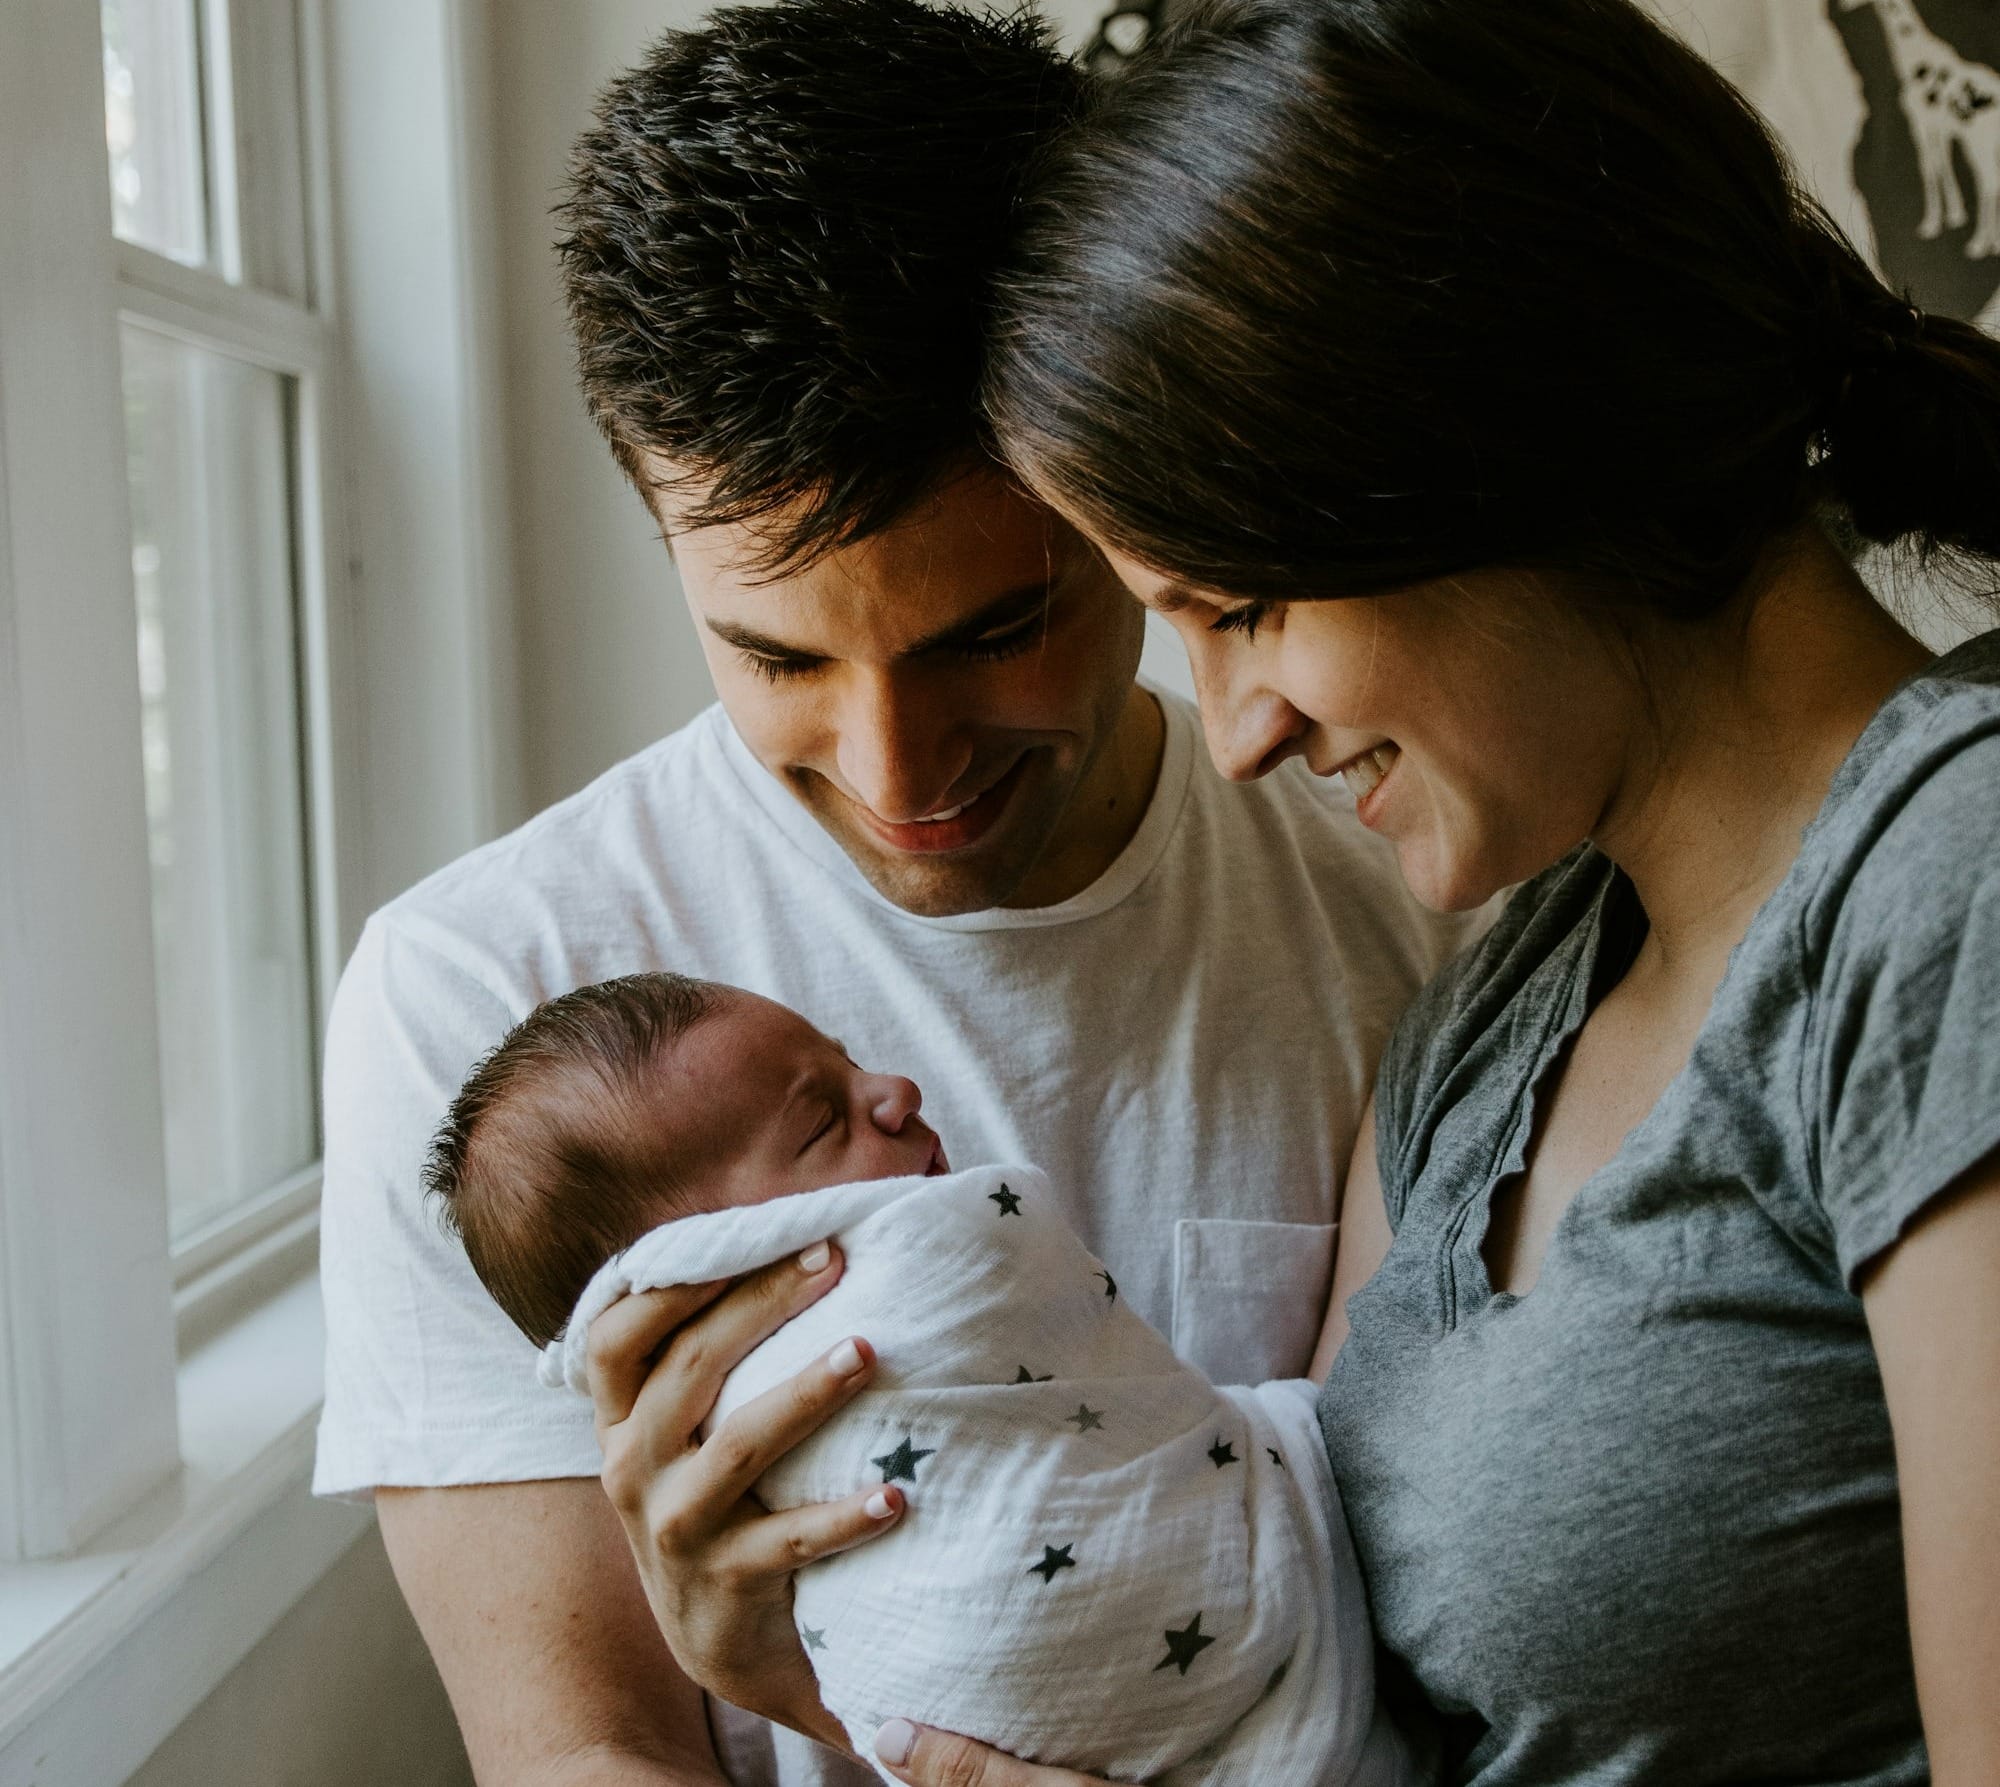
{"left": 125, "top": 1526, "right": 470, "bottom": 1787}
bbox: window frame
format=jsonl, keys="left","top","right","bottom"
{"left": 0, "top": 0, "right": 354, "bottom": 1563}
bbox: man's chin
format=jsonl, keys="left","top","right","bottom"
{"left": 793, "top": 768, "right": 1069, "bottom": 917}
{"left": 835, "top": 838, "right": 1044, "bottom": 917}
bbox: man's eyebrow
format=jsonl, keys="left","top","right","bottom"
{"left": 900, "top": 581, "right": 1056, "bottom": 656}
{"left": 705, "top": 617, "right": 820, "bottom": 661}
{"left": 702, "top": 581, "right": 1058, "bottom": 664}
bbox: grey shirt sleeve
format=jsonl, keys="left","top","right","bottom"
{"left": 1811, "top": 730, "right": 2000, "bottom": 1287}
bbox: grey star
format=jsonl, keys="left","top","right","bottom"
{"left": 871, "top": 1435, "right": 936, "bottom": 1484}
{"left": 1014, "top": 1365, "right": 1053, "bottom": 1383}
{"left": 1208, "top": 1438, "right": 1239, "bottom": 1468}
{"left": 1096, "top": 1268, "right": 1118, "bottom": 1301}
{"left": 1028, "top": 1544, "right": 1076, "bottom": 1584}
{"left": 989, "top": 1184, "right": 1023, "bottom": 1216}
{"left": 1155, "top": 1613, "right": 1217, "bottom": 1676}
{"left": 801, "top": 1626, "right": 827, "bottom": 1653}
{"left": 1066, "top": 1404, "right": 1105, "bottom": 1433}
{"left": 1267, "top": 1448, "right": 1286, "bottom": 1469}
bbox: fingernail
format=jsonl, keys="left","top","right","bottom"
{"left": 828, "top": 1338, "right": 864, "bottom": 1376}
{"left": 874, "top": 1719, "right": 917, "bottom": 1767}
{"left": 864, "top": 1489, "right": 897, "bottom": 1519}
{"left": 798, "top": 1241, "right": 832, "bottom": 1273}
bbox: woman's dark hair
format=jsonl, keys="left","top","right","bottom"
{"left": 986, "top": 0, "right": 2000, "bottom": 613}
{"left": 557, "top": 0, "right": 1087, "bottom": 573}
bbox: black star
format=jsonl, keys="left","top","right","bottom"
{"left": 1096, "top": 1268, "right": 1118, "bottom": 1301}
{"left": 1013, "top": 1366, "right": 1053, "bottom": 1383}
{"left": 871, "top": 1435, "right": 936, "bottom": 1484}
{"left": 1066, "top": 1404, "right": 1105, "bottom": 1433}
{"left": 1208, "top": 1438, "right": 1239, "bottom": 1469}
{"left": 801, "top": 1626, "right": 827, "bottom": 1653}
{"left": 1028, "top": 1544, "right": 1076, "bottom": 1584}
{"left": 1267, "top": 1448, "right": 1286, "bottom": 1470}
{"left": 1154, "top": 1614, "right": 1217, "bottom": 1676}
{"left": 989, "top": 1184, "right": 1023, "bottom": 1217}
{"left": 1265, "top": 1660, "right": 1288, "bottom": 1695}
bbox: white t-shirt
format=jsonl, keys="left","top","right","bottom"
{"left": 312, "top": 689, "right": 1468, "bottom": 1778}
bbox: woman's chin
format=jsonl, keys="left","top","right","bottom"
{"left": 1396, "top": 838, "right": 1509, "bottom": 916}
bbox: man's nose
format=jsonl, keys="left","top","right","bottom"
{"left": 832, "top": 672, "right": 969, "bottom": 819}
{"left": 866, "top": 1075, "right": 924, "bottom": 1134}
{"left": 1184, "top": 639, "right": 1310, "bottom": 783}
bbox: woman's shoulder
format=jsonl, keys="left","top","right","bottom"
{"left": 1802, "top": 628, "right": 2000, "bottom": 943}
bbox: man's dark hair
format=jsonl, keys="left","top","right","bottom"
{"left": 556, "top": 0, "right": 1088, "bottom": 573}
{"left": 425, "top": 973, "right": 725, "bottom": 1349}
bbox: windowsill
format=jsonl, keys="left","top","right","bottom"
{"left": 0, "top": 1249, "right": 369, "bottom": 1784}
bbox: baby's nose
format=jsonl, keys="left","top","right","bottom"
{"left": 868, "top": 1075, "right": 924, "bottom": 1133}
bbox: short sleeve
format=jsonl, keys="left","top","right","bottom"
{"left": 1813, "top": 732, "right": 2000, "bottom": 1288}
{"left": 313, "top": 915, "right": 602, "bottom": 1498}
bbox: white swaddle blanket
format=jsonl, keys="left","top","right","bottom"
{"left": 543, "top": 1165, "right": 1417, "bottom": 1787}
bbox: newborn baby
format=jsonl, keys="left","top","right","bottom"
{"left": 427, "top": 973, "right": 1418, "bottom": 1787}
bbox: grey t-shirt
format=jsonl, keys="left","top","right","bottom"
{"left": 1320, "top": 630, "right": 2000, "bottom": 1785}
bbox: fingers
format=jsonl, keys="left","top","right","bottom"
{"left": 686, "top": 1332, "right": 879, "bottom": 1509}
{"left": 719, "top": 1479, "right": 905, "bottom": 1577}
{"left": 590, "top": 1241, "right": 844, "bottom": 1443}
{"left": 585, "top": 1278, "right": 729, "bottom": 1431}
{"left": 872, "top": 1722, "right": 1121, "bottom": 1787}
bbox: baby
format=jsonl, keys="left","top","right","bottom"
{"left": 427, "top": 973, "right": 1419, "bottom": 1787}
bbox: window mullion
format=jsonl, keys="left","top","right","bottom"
{"left": 114, "top": 242, "right": 323, "bottom": 375}
{"left": 0, "top": 0, "right": 183, "bottom": 1562}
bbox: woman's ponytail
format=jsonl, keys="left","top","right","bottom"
{"left": 1806, "top": 225, "right": 2000, "bottom": 562}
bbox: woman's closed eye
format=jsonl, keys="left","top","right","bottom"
{"left": 1208, "top": 599, "right": 1276, "bottom": 641}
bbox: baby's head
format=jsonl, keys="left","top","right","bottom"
{"left": 425, "top": 973, "right": 947, "bottom": 1346}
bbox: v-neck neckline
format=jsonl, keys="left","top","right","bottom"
{"left": 1436, "top": 869, "right": 1649, "bottom": 1329}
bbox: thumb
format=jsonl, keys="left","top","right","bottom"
{"left": 871, "top": 1719, "right": 1111, "bottom": 1787}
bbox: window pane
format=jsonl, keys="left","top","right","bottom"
{"left": 102, "top": 0, "right": 209, "bottom": 266}
{"left": 121, "top": 327, "right": 318, "bottom": 1240}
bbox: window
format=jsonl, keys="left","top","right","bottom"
{"left": 0, "top": 0, "right": 346, "bottom": 1564}
{"left": 101, "top": 0, "right": 336, "bottom": 1261}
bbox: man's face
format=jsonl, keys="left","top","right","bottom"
{"left": 666, "top": 466, "right": 1149, "bottom": 917}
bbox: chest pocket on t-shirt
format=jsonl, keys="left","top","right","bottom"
{"left": 1170, "top": 1217, "right": 1338, "bottom": 1384}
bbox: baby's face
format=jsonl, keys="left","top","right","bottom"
{"left": 662, "top": 992, "right": 949, "bottom": 1208}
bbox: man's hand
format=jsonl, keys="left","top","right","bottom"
{"left": 588, "top": 1239, "right": 905, "bottom": 1750}
{"left": 870, "top": 1721, "right": 1125, "bottom": 1787}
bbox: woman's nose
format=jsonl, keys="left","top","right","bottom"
{"left": 1183, "top": 631, "right": 1310, "bottom": 782}
{"left": 866, "top": 1075, "right": 924, "bottom": 1134}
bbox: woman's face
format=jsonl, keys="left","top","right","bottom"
{"left": 1101, "top": 548, "right": 1643, "bottom": 912}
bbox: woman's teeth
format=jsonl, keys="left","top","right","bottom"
{"left": 910, "top": 796, "right": 973, "bottom": 825}
{"left": 1341, "top": 745, "right": 1398, "bottom": 801}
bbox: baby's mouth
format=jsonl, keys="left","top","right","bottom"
{"left": 924, "top": 1131, "right": 951, "bottom": 1176}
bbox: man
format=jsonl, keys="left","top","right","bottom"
{"left": 312, "top": 2, "right": 1467, "bottom": 1782}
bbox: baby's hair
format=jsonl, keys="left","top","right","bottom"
{"left": 425, "top": 972, "right": 727, "bottom": 1348}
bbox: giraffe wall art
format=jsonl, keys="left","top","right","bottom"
{"left": 1842, "top": 0, "right": 2000, "bottom": 256}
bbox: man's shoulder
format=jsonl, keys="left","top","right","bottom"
{"left": 384, "top": 707, "right": 729, "bottom": 925}
{"left": 353, "top": 706, "right": 743, "bottom": 1013}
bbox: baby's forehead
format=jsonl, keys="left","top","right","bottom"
{"left": 664, "top": 990, "right": 832, "bottom": 1093}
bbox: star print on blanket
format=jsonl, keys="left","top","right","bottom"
{"left": 540, "top": 1165, "right": 1416, "bottom": 1787}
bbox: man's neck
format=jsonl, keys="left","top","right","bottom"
{"left": 1005, "top": 684, "right": 1167, "bottom": 909}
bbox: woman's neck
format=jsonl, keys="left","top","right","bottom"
{"left": 1594, "top": 531, "right": 1934, "bottom": 992}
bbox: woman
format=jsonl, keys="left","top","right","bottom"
{"left": 585, "top": 0, "right": 2000, "bottom": 1780}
